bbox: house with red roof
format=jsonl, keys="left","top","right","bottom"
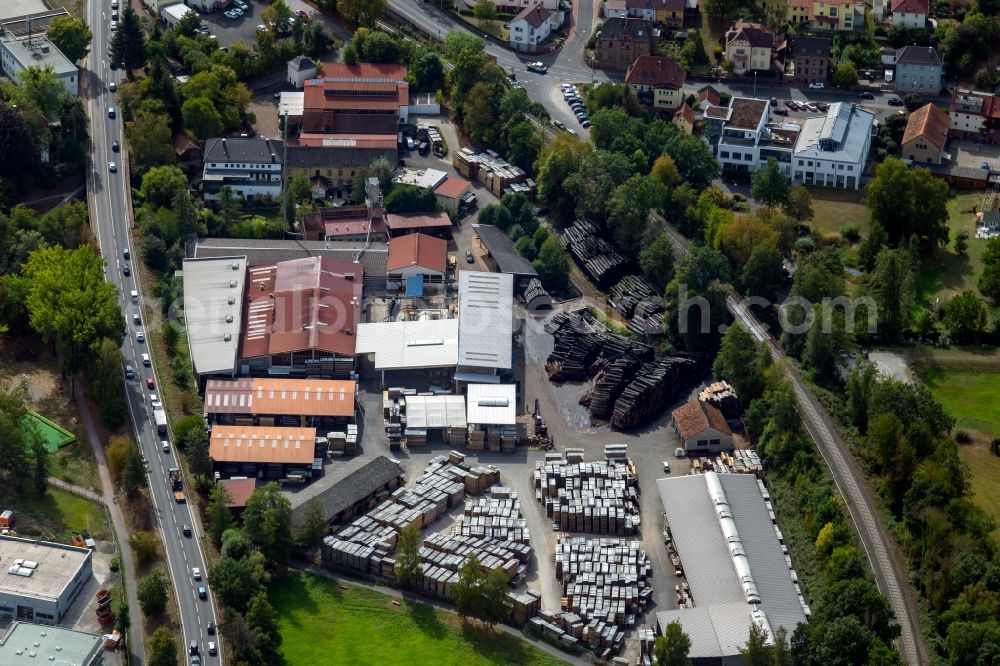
{"left": 671, "top": 399, "right": 733, "bottom": 454}
{"left": 625, "top": 55, "right": 686, "bottom": 111}
{"left": 891, "top": 0, "right": 928, "bottom": 29}
{"left": 386, "top": 233, "right": 448, "bottom": 290}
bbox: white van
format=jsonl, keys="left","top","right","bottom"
{"left": 130, "top": 290, "right": 138, "bottom": 301}
{"left": 406, "top": 137, "right": 414, "bottom": 151}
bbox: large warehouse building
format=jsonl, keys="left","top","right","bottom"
{"left": 0, "top": 536, "right": 92, "bottom": 624}
{"left": 655, "top": 473, "right": 808, "bottom": 664}
{"left": 0, "top": 622, "right": 103, "bottom": 665}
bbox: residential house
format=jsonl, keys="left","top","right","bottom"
{"left": 624, "top": 0, "right": 685, "bottom": 27}
{"left": 287, "top": 55, "right": 318, "bottom": 88}
{"left": 697, "top": 85, "right": 722, "bottom": 110}
{"left": 716, "top": 97, "right": 798, "bottom": 177}
{"left": 791, "top": 36, "right": 832, "bottom": 85}
{"left": 791, "top": 102, "right": 875, "bottom": 189}
{"left": 604, "top": 0, "right": 628, "bottom": 17}
{"left": 509, "top": 6, "right": 559, "bottom": 54}
{"left": 902, "top": 103, "right": 949, "bottom": 164}
{"left": 891, "top": 0, "right": 928, "bottom": 29}
{"left": 949, "top": 89, "right": 1000, "bottom": 144}
{"left": 202, "top": 137, "right": 283, "bottom": 202}
{"left": 894, "top": 46, "right": 943, "bottom": 94}
{"left": 480, "top": 0, "right": 560, "bottom": 13}
{"left": 673, "top": 103, "right": 695, "bottom": 134}
{"left": 385, "top": 233, "right": 448, "bottom": 291}
{"left": 812, "top": 0, "right": 861, "bottom": 31}
{"left": 595, "top": 18, "right": 657, "bottom": 71}
{"left": 671, "top": 399, "right": 733, "bottom": 454}
{"left": 0, "top": 33, "right": 77, "bottom": 95}
{"left": 786, "top": 0, "right": 813, "bottom": 25}
{"left": 172, "top": 131, "right": 203, "bottom": 171}
{"left": 724, "top": 20, "right": 774, "bottom": 75}
{"left": 625, "top": 55, "right": 686, "bottom": 112}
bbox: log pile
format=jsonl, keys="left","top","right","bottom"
{"left": 610, "top": 354, "right": 706, "bottom": 430}
{"left": 608, "top": 275, "right": 657, "bottom": 318}
{"left": 545, "top": 309, "right": 652, "bottom": 382}
{"left": 561, "top": 220, "right": 629, "bottom": 290}
{"left": 520, "top": 278, "right": 553, "bottom": 311}
{"left": 627, "top": 298, "right": 666, "bottom": 337}
{"left": 586, "top": 356, "right": 642, "bottom": 421}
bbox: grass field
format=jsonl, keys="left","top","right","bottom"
{"left": 23, "top": 410, "right": 76, "bottom": 452}
{"left": 917, "top": 191, "right": 989, "bottom": 304}
{"left": 272, "top": 572, "right": 568, "bottom": 666}
{"left": 807, "top": 187, "right": 869, "bottom": 239}
{"left": 957, "top": 440, "right": 1000, "bottom": 542}
{"left": 0, "top": 487, "right": 109, "bottom": 542}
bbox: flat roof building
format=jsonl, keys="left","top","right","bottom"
{"left": 0, "top": 622, "right": 102, "bottom": 665}
{"left": 403, "top": 394, "right": 467, "bottom": 430}
{"left": 0, "top": 536, "right": 92, "bottom": 624}
{"left": 457, "top": 271, "right": 513, "bottom": 372}
{"left": 182, "top": 256, "right": 248, "bottom": 379}
{"left": 0, "top": 32, "right": 77, "bottom": 95}
{"left": 192, "top": 238, "right": 388, "bottom": 281}
{"left": 655, "top": 473, "right": 807, "bottom": 662}
{"left": 466, "top": 383, "right": 517, "bottom": 426}
{"left": 355, "top": 318, "right": 460, "bottom": 371}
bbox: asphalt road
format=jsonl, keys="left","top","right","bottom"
{"left": 84, "top": 2, "right": 221, "bottom": 663}
{"left": 657, "top": 217, "right": 925, "bottom": 666}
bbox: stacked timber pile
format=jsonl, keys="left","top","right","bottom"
{"left": 699, "top": 380, "right": 741, "bottom": 419}
{"left": 587, "top": 356, "right": 642, "bottom": 421}
{"left": 419, "top": 532, "right": 532, "bottom": 599}
{"left": 608, "top": 275, "right": 657, "bottom": 318}
{"left": 453, "top": 486, "right": 530, "bottom": 544}
{"left": 561, "top": 219, "right": 629, "bottom": 290}
{"left": 534, "top": 456, "right": 639, "bottom": 535}
{"left": 509, "top": 590, "right": 542, "bottom": 624}
{"left": 521, "top": 278, "right": 553, "bottom": 311}
{"left": 712, "top": 449, "right": 763, "bottom": 476}
{"left": 545, "top": 309, "right": 652, "bottom": 383}
{"left": 610, "top": 354, "right": 706, "bottom": 430}
{"left": 628, "top": 298, "right": 666, "bottom": 336}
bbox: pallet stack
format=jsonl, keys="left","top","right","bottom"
{"left": 534, "top": 457, "right": 639, "bottom": 535}
{"left": 453, "top": 486, "right": 531, "bottom": 544}
{"left": 555, "top": 537, "right": 652, "bottom": 629}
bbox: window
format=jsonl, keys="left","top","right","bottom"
{"left": 709, "top": 438, "right": 720, "bottom": 446}
{"left": 720, "top": 151, "right": 730, "bottom": 158}
{"left": 745, "top": 153, "right": 753, "bottom": 161}
{"left": 697, "top": 439, "right": 709, "bottom": 447}
{"left": 798, "top": 160, "right": 804, "bottom": 166}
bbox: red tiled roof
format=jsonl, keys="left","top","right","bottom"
{"left": 324, "top": 216, "right": 386, "bottom": 238}
{"left": 303, "top": 63, "right": 409, "bottom": 114}
{"left": 725, "top": 19, "right": 773, "bottom": 49}
{"left": 171, "top": 131, "right": 201, "bottom": 156}
{"left": 209, "top": 425, "right": 317, "bottom": 465}
{"left": 240, "top": 256, "right": 363, "bottom": 360}
{"left": 674, "top": 103, "right": 695, "bottom": 124}
{"left": 204, "top": 378, "right": 357, "bottom": 417}
{"left": 219, "top": 477, "right": 257, "bottom": 508}
{"left": 434, "top": 176, "right": 471, "bottom": 199}
{"left": 671, "top": 399, "right": 732, "bottom": 440}
{"left": 902, "top": 103, "right": 949, "bottom": 151}
{"left": 385, "top": 211, "right": 453, "bottom": 231}
{"left": 387, "top": 233, "right": 447, "bottom": 273}
{"left": 891, "top": 0, "right": 928, "bottom": 13}
{"left": 625, "top": 55, "right": 686, "bottom": 89}
{"left": 698, "top": 85, "right": 721, "bottom": 106}
{"left": 512, "top": 4, "right": 552, "bottom": 27}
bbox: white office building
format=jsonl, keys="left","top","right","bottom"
{"left": 0, "top": 32, "right": 77, "bottom": 95}
{"left": 0, "top": 536, "right": 93, "bottom": 624}
{"left": 202, "top": 137, "right": 284, "bottom": 202}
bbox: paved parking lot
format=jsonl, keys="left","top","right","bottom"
{"left": 949, "top": 140, "right": 1000, "bottom": 170}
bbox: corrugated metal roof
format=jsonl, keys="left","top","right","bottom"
{"left": 204, "top": 378, "right": 356, "bottom": 417}
{"left": 466, "top": 384, "right": 517, "bottom": 425}
{"left": 193, "top": 238, "right": 388, "bottom": 279}
{"left": 458, "top": 271, "right": 513, "bottom": 369}
{"left": 403, "top": 395, "right": 467, "bottom": 429}
{"left": 209, "top": 425, "right": 317, "bottom": 464}
{"left": 472, "top": 225, "right": 538, "bottom": 276}
{"left": 655, "top": 473, "right": 806, "bottom": 658}
{"left": 355, "top": 319, "right": 459, "bottom": 370}
{"left": 182, "top": 257, "right": 247, "bottom": 376}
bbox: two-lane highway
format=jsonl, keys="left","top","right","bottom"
{"left": 83, "top": 0, "right": 221, "bottom": 662}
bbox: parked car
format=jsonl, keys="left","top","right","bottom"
{"left": 856, "top": 91, "right": 875, "bottom": 100}
{"left": 808, "top": 82, "right": 825, "bottom": 89}
{"left": 257, "top": 23, "right": 267, "bottom": 31}
{"left": 662, "top": 461, "right": 670, "bottom": 473}
{"left": 552, "top": 119, "right": 565, "bottom": 129}
{"left": 772, "top": 108, "right": 788, "bottom": 116}
{"left": 580, "top": 119, "right": 591, "bottom": 128}
{"left": 567, "top": 128, "right": 578, "bottom": 136}
{"left": 224, "top": 9, "right": 240, "bottom": 18}
{"left": 296, "top": 9, "right": 310, "bottom": 19}
{"left": 784, "top": 100, "right": 798, "bottom": 109}
{"left": 887, "top": 97, "right": 904, "bottom": 106}
{"left": 233, "top": 0, "right": 248, "bottom": 9}
{"left": 465, "top": 250, "right": 474, "bottom": 263}
{"left": 526, "top": 61, "right": 547, "bottom": 73}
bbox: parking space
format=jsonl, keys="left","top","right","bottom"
{"left": 194, "top": 0, "right": 314, "bottom": 48}
{"left": 950, "top": 140, "right": 1000, "bottom": 171}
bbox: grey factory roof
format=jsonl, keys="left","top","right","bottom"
{"left": 655, "top": 473, "right": 807, "bottom": 659}
{"left": 472, "top": 224, "right": 538, "bottom": 276}
{"left": 466, "top": 383, "right": 517, "bottom": 425}
{"left": 290, "top": 455, "right": 403, "bottom": 526}
{"left": 457, "top": 271, "right": 513, "bottom": 370}
{"left": 355, "top": 318, "right": 460, "bottom": 370}
{"left": 193, "top": 238, "right": 388, "bottom": 278}
{"left": 0, "top": 622, "right": 102, "bottom": 666}
{"left": 0, "top": 33, "right": 77, "bottom": 78}
{"left": 0, "top": 8, "right": 69, "bottom": 37}
{"left": 181, "top": 256, "right": 247, "bottom": 376}
{"left": 0, "top": 536, "right": 91, "bottom": 603}
{"left": 204, "top": 137, "right": 284, "bottom": 165}
{"left": 794, "top": 102, "right": 874, "bottom": 164}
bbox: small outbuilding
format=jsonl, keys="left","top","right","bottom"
{"left": 671, "top": 399, "right": 733, "bottom": 454}
{"left": 288, "top": 55, "right": 318, "bottom": 88}
{"left": 386, "top": 233, "right": 448, "bottom": 290}
{"left": 160, "top": 2, "right": 195, "bottom": 27}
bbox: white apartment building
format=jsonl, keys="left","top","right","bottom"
{"left": 0, "top": 33, "right": 77, "bottom": 95}
{"left": 202, "top": 137, "right": 284, "bottom": 202}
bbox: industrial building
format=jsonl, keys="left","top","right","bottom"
{"left": 671, "top": 399, "right": 734, "bottom": 454}
{"left": 655, "top": 473, "right": 808, "bottom": 664}
{"left": 181, "top": 256, "right": 248, "bottom": 381}
{"left": 355, "top": 318, "right": 460, "bottom": 381}
{"left": 466, "top": 383, "right": 518, "bottom": 451}
{"left": 190, "top": 240, "right": 388, "bottom": 284}
{"left": 385, "top": 233, "right": 449, "bottom": 291}
{"left": 0, "top": 30, "right": 77, "bottom": 95}
{"left": 203, "top": 377, "right": 356, "bottom": 430}
{"left": 457, "top": 271, "right": 513, "bottom": 377}
{"left": 209, "top": 424, "right": 321, "bottom": 482}
{"left": 0, "top": 622, "right": 103, "bottom": 665}
{"left": 290, "top": 455, "right": 404, "bottom": 527}
{"left": 0, "top": 536, "right": 92, "bottom": 624}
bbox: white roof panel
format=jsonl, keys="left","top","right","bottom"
{"left": 403, "top": 395, "right": 466, "bottom": 429}
{"left": 466, "top": 383, "right": 516, "bottom": 426}
{"left": 355, "top": 319, "right": 459, "bottom": 370}
{"left": 181, "top": 257, "right": 246, "bottom": 376}
{"left": 458, "top": 271, "right": 513, "bottom": 369}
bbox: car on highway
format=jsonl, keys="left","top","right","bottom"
{"left": 135, "top": 330, "right": 144, "bottom": 342}
{"left": 192, "top": 567, "right": 202, "bottom": 580}
{"left": 164, "top": 440, "right": 171, "bottom": 453}
{"left": 856, "top": 91, "right": 875, "bottom": 100}
{"left": 123, "top": 248, "right": 129, "bottom": 260}
{"left": 108, "top": 161, "right": 117, "bottom": 172}
{"left": 125, "top": 364, "right": 134, "bottom": 379}
{"left": 181, "top": 524, "right": 191, "bottom": 536}
{"left": 887, "top": 97, "right": 904, "bottom": 106}
{"left": 526, "top": 61, "right": 547, "bottom": 73}
{"left": 111, "top": 0, "right": 118, "bottom": 7}
{"left": 207, "top": 621, "right": 215, "bottom": 635}
{"left": 107, "top": 106, "right": 115, "bottom": 118}
{"left": 112, "top": 140, "right": 119, "bottom": 152}
{"left": 132, "top": 313, "right": 140, "bottom": 325}
{"left": 198, "top": 585, "right": 207, "bottom": 600}
{"left": 808, "top": 82, "right": 825, "bottom": 89}
{"left": 109, "top": 81, "right": 116, "bottom": 92}
{"left": 208, "top": 642, "right": 217, "bottom": 656}
{"left": 123, "top": 264, "right": 130, "bottom": 276}
{"left": 146, "top": 377, "right": 155, "bottom": 389}
{"left": 142, "top": 353, "right": 150, "bottom": 366}
{"left": 191, "top": 657, "right": 201, "bottom": 666}
{"left": 190, "top": 641, "right": 199, "bottom": 656}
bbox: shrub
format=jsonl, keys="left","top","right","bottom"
{"left": 955, "top": 430, "right": 971, "bottom": 443}
{"left": 842, "top": 224, "right": 861, "bottom": 243}
{"left": 795, "top": 236, "right": 817, "bottom": 254}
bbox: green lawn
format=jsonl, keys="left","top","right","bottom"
{"left": 806, "top": 187, "right": 869, "bottom": 240}
{"left": 272, "top": 571, "right": 568, "bottom": 666}
{"left": 917, "top": 191, "right": 989, "bottom": 304}
{"left": 0, "top": 487, "right": 109, "bottom": 542}
{"left": 957, "top": 440, "right": 1000, "bottom": 543}
{"left": 22, "top": 410, "right": 76, "bottom": 452}
{"left": 919, "top": 365, "right": 1000, "bottom": 436}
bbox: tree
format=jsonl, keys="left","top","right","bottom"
{"left": 395, "top": 523, "right": 422, "bottom": 588}
{"left": 260, "top": 0, "right": 292, "bottom": 26}
{"left": 954, "top": 229, "right": 969, "bottom": 256}
{"left": 109, "top": 6, "right": 147, "bottom": 77}
{"left": 22, "top": 246, "right": 124, "bottom": 382}
{"left": 717, "top": 213, "right": 780, "bottom": 271}
{"left": 784, "top": 185, "right": 814, "bottom": 222}
{"left": 221, "top": 528, "right": 254, "bottom": 560}
{"left": 337, "top": 0, "right": 387, "bottom": 26}
{"left": 121, "top": 443, "right": 147, "bottom": 498}
{"left": 384, "top": 184, "right": 437, "bottom": 214}
{"left": 129, "top": 531, "right": 159, "bottom": 565}
{"left": 148, "top": 627, "right": 177, "bottom": 666}
{"left": 739, "top": 620, "right": 772, "bottom": 666}
{"left": 294, "top": 497, "right": 327, "bottom": 550}
{"left": 370, "top": 157, "right": 395, "bottom": 191}
{"left": 750, "top": 158, "right": 791, "bottom": 208}
{"left": 816, "top": 578, "right": 900, "bottom": 643}
{"left": 453, "top": 555, "right": 483, "bottom": 620}
{"left": 533, "top": 235, "right": 571, "bottom": 293}
{"left": 246, "top": 591, "right": 282, "bottom": 659}
{"left": 462, "top": 82, "right": 498, "bottom": 144}
{"left": 714, "top": 323, "right": 770, "bottom": 404}
{"left": 358, "top": 29, "right": 399, "bottom": 62}
{"left": 46, "top": 15, "right": 92, "bottom": 62}
{"left": 742, "top": 246, "right": 784, "bottom": 300}
{"left": 182, "top": 96, "right": 224, "bottom": 141}
{"left": 206, "top": 483, "right": 234, "bottom": 547}
{"left": 242, "top": 482, "right": 293, "bottom": 564}
{"left": 607, "top": 175, "right": 668, "bottom": 256}
{"left": 654, "top": 619, "right": 692, "bottom": 666}
{"left": 832, "top": 60, "right": 859, "bottom": 88}
{"left": 0, "top": 102, "right": 41, "bottom": 181}
{"left": 979, "top": 237, "right": 1000, "bottom": 304}
{"left": 640, "top": 235, "right": 676, "bottom": 289}
{"left": 126, "top": 112, "right": 175, "bottom": 173}
{"left": 17, "top": 65, "right": 67, "bottom": 118}
{"left": 409, "top": 51, "right": 444, "bottom": 93}
{"left": 173, "top": 189, "right": 199, "bottom": 240}
{"left": 209, "top": 554, "right": 265, "bottom": 612}
{"left": 342, "top": 43, "right": 359, "bottom": 65}
{"left": 865, "top": 157, "right": 949, "bottom": 251}
{"left": 859, "top": 221, "right": 888, "bottom": 272}
{"left": 473, "top": 0, "right": 498, "bottom": 21}
{"left": 137, "top": 571, "right": 169, "bottom": 617}
{"left": 650, "top": 154, "right": 681, "bottom": 188}
{"left": 443, "top": 32, "right": 489, "bottom": 106}
{"left": 943, "top": 290, "right": 987, "bottom": 344}
{"left": 91, "top": 337, "right": 127, "bottom": 426}
{"left": 141, "top": 165, "right": 188, "bottom": 208}
{"left": 868, "top": 248, "right": 914, "bottom": 341}
{"left": 902, "top": 93, "right": 923, "bottom": 112}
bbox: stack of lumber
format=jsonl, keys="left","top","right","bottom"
{"left": 453, "top": 487, "right": 530, "bottom": 544}
{"left": 561, "top": 219, "right": 629, "bottom": 290}
{"left": 555, "top": 537, "right": 652, "bottom": 630}
{"left": 545, "top": 309, "right": 652, "bottom": 383}
{"left": 534, "top": 457, "right": 639, "bottom": 535}
{"left": 608, "top": 275, "right": 657, "bottom": 318}
{"left": 586, "top": 356, "right": 641, "bottom": 421}
{"left": 508, "top": 590, "right": 542, "bottom": 624}
{"left": 610, "top": 354, "right": 705, "bottom": 430}
{"left": 628, "top": 298, "right": 666, "bottom": 336}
